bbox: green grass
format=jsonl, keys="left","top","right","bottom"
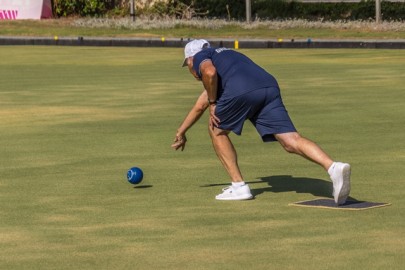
{"left": 1, "top": 18, "right": 405, "bottom": 40}
{"left": 0, "top": 47, "right": 404, "bottom": 269}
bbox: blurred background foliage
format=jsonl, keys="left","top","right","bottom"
{"left": 51, "top": 0, "right": 405, "bottom": 21}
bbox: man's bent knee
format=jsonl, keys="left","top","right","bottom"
{"left": 275, "top": 132, "right": 302, "bottom": 154}
{"left": 208, "top": 126, "right": 230, "bottom": 137}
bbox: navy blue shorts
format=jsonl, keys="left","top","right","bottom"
{"left": 215, "top": 87, "right": 296, "bottom": 142}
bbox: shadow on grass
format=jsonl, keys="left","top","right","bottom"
{"left": 253, "top": 175, "right": 332, "bottom": 198}
{"left": 133, "top": 185, "right": 153, "bottom": 189}
{"left": 202, "top": 175, "right": 357, "bottom": 201}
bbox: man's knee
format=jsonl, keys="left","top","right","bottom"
{"left": 276, "top": 132, "right": 302, "bottom": 154}
{"left": 208, "top": 126, "right": 229, "bottom": 137}
{"left": 282, "top": 141, "right": 298, "bottom": 153}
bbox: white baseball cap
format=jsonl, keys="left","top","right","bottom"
{"left": 182, "top": 39, "right": 210, "bottom": 67}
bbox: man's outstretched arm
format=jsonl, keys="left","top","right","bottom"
{"left": 171, "top": 90, "right": 209, "bottom": 151}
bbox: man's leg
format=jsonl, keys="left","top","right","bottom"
{"left": 274, "top": 132, "right": 333, "bottom": 170}
{"left": 209, "top": 127, "right": 253, "bottom": 200}
{"left": 275, "top": 132, "right": 351, "bottom": 205}
{"left": 208, "top": 127, "right": 243, "bottom": 182}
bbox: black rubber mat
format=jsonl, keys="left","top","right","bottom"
{"left": 290, "top": 198, "right": 391, "bottom": 210}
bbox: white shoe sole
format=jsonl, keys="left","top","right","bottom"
{"left": 334, "top": 163, "right": 351, "bottom": 205}
{"left": 215, "top": 194, "right": 253, "bottom": 201}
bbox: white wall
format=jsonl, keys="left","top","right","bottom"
{"left": 0, "top": 0, "right": 52, "bottom": 20}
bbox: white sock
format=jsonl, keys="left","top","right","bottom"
{"left": 328, "top": 162, "right": 337, "bottom": 176}
{"left": 232, "top": 181, "right": 245, "bottom": 188}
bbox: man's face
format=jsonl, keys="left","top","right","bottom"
{"left": 186, "top": 57, "right": 201, "bottom": 81}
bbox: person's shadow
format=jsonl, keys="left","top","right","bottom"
{"left": 253, "top": 175, "right": 332, "bottom": 198}
{"left": 202, "top": 175, "right": 357, "bottom": 201}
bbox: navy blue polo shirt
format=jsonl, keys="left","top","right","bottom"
{"left": 193, "top": 48, "right": 279, "bottom": 100}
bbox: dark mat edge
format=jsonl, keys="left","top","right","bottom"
{"left": 289, "top": 198, "right": 391, "bottom": 211}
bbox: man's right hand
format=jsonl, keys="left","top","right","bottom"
{"left": 171, "top": 134, "right": 187, "bottom": 151}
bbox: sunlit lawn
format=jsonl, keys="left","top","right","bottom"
{"left": 0, "top": 46, "right": 404, "bottom": 269}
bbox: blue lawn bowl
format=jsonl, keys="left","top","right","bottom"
{"left": 127, "top": 167, "right": 143, "bottom": 185}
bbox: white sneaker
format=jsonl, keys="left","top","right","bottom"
{"left": 329, "top": 162, "right": 351, "bottom": 205}
{"left": 215, "top": 184, "right": 253, "bottom": 201}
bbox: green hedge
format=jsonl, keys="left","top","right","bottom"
{"left": 53, "top": 0, "right": 106, "bottom": 17}
{"left": 193, "top": 0, "right": 405, "bottom": 21}
{"left": 52, "top": 0, "right": 120, "bottom": 17}
{"left": 52, "top": 0, "right": 405, "bottom": 20}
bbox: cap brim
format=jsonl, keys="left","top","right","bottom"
{"left": 181, "top": 58, "right": 188, "bottom": 67}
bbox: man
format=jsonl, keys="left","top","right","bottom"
{"left": 171, "top": 39, "right": 351, "bottom": 204}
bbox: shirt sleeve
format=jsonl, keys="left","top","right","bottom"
{"left": 192, "top": 49, "right": 212, "bottom": 79}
